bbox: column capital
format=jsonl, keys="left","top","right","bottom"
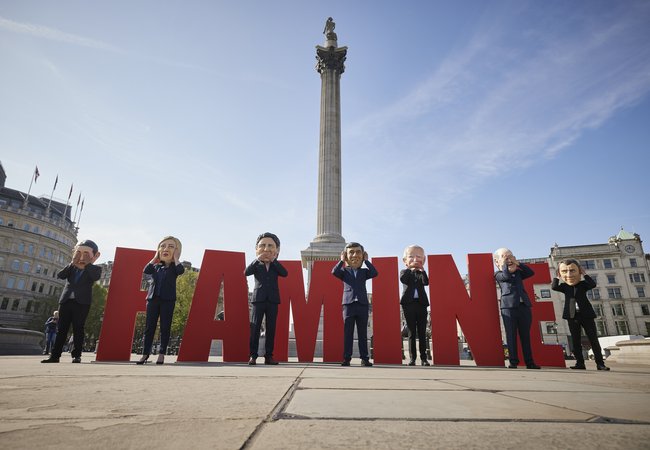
{"left": 315, "top": 45, "right": 348, "bottom": 75}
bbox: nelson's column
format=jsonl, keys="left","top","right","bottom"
{"left": 301, "top": 18, "right": 348, "bottom": 276}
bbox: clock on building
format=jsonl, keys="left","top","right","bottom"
{"left": 624, "top": 244, "right": 635, "bottom": 253}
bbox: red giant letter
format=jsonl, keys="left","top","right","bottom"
{"left": 370, "top": 257, "right": 403, "bottom": 364}
{"left": 96, "top": 247, "right": 153, "bottom": 361}
{"left": 428, "top": 254, "right": 504, "bottom": 366}
{"left": 177, "top": 250, "right": 249, "bottom": 362}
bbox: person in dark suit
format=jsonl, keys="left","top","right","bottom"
{"left": 400, "top": 245, "right": 430, "bottom": 366}
{"left": 137, "top": 236, "right": 185, "bottom": 365}
{"left": 245, "top": 232, "right": 288, "bottom": 365}
{"left": 42, "top": 310, "right": 59, "bottom": 355}
{"left": 42, "top": 240, "right": 101, "bottom": 363}
{"left": 552, "top": 259, "right": 609, "bottom": 371}
{"left": 494, "top": 247, "right": 540, "bottom": 369}
{"left": 332, "top": 242, "right": 378, "bottom": 367}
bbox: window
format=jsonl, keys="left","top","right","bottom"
{"left": 16, "top": 279, "right": 25, "bottom": 290}
{"left": 587, "top": 288, "right": 601, "bottom": 301}
{"left": 17, "top": 242, "right": 24, "bottom": 253}
{"left": 615, "top": 321, "right": 630, "bottom": 335}
{"left": 33, "top": 225, "right": 39, "bottom": 234}
{"left": 0, "top": 256, "right": 4, "bottom": 269}
{"left": 642, "top": 304, "right": 650, "bottom": 316}
{"left": 28, "top": 244, "right": 34, "bottom": 255}
{"left": 603, "top": 259, "right": 613, "bottom": 269}
{"left": 612, "top": 304, "right": 626, "bottom": 316}
{"left": 581, "top": 260, "right": 596, "bottom": 270}
{"left": 23, "top": 223, "right": 31, "bottom": 232}
{"left": 31, "top": 282, "right": 37, "bottom": 292}
{"left": 590, "top": 274, "right": 597, "bottom": 283}
{"left": 22, "top": 261, "right": 30, "bottom": 273}
{"left": 540, "top": 289, "right": 551, "bottom": 298}
{"left": 608, "top": 288, "right": 622, "bottom": 299}
{"left": 11, "top": 259, "right": 20, "bottom": 271}
{"left": 48, "top": 285, "right": 53, "bottom": 295}
{"left": 593, "top": 304, "right": 604, "bottom": 316}
{"left": 11, "top": 299, "right": 20, "bottom": 311}
{"left": 38, "top": 283, "right": 44, "bottom": 293}
{"left": 596, "top": 320, "right": 607, "bottom": 337}
{"left": 35, "top": 264, "right": 42, "bottom": 274}
{"left": 43, "top": 268, "right": 48, "bottom": 276}
{"left": 33, "top": 303, "right": 40, "bottom": 314}
{"left": 629, "top": 273, "right": 647, "bottom": 283}
{"left": 630, "top": 258, "right": 638, "bottom": 268}
{"left": 25, "top": 301, "right": 33, "bottom": 313}
{"left": 546, "top": 323, "right": 558, "bottom": 334}
{"left": 607, "top": 274, "right": 616, "bottom": 284}
{"left": 6, "top": 277, "right": 15, "bottom": 289}
{"left": 0, "top": 298, "right": 8, "bottom": 310}
{"left": 638, "top": 287, "right": 646, "bottom": 298}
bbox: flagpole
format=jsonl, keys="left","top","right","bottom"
{"left": 46, "top": 175, "right": 58, "bottom": 213}
{"left": 62, "top": 183, "right": 73, "bottom": 221}
{"left": 73, "top": 192, "right": 82, "bottom": 222}
{"left": 77, "top": 198, "right": 85, "bottom": 229}
{"left": 23, "top": 166, "right": 38, "bottom": 208}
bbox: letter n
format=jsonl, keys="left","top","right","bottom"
{"left": 177, "top": 250, "right": 249, "bottom": 362}
{"left": 429, "top": 253, "right": 504, "bottom": 366}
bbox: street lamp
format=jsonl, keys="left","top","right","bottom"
{"left": 553, "top": 322, "right": 559, "bottom": 345}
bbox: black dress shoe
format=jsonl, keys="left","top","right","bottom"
{"left": 421, "top": 360, "right": 430, "bottom": 366}
{"left": 526, "top": 364, "right": 541, "bottom": 369}
{"left": 570, "top": 364, "right": 586, "bottom": 370}
{"left": 41, "top": 356, "right": 60, "bottom": 363}
{"left": 408, "top": 360, "right": 416, "bottom": 366}
{"left": 264, "top": 357, "right": 279, "bottom": 365}
{"left": 361, "top": 359, "right": 373, "bottom": 367}
{"left": 72, "top": 357, "right": 81, "bottom": 363}
{"left": 341, "top": 360, "right": 350, "bottom": 366}
{"left": 596, "top": 364, "right": 610, "bottom": 371}
{"left": 508, "top": 364, "right": 517, "bottom": 369}
{"left": 136, "top": 354, "right": 150, "bottom": 365}
{"left": 248, "top": 357, "right": 257, "bottom": 365}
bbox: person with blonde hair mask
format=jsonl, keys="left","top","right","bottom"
{"left": 137, "top": 236, "right": 184, "bottom": 365}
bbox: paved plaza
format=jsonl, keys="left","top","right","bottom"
{"left": 1, "top": 355, "right": 649, "bottom": 449}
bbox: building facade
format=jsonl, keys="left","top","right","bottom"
{"left": 0, "top": 163, "right": 77, "bottom": 329}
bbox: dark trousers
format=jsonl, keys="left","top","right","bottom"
{"left": 249, "top": 302, "right": 278, "bottom": 358}
{"left": 343, "top": 302, "right": 369, "bottom": 361}
{"left": 143, "top": 297, "right": 176, "bottom": 355}
{"left": 501, "top": 304, "right": 534, "bottom": 366}
{"left": 567, "top": 313, "right": 604, "bottom": 365}
{"left": 402, "top": 302, "right": 428, "bottom": 361}
{"left": 51, "top": 300, "right": 90, "bottom": 359}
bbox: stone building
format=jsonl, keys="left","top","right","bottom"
{"left": 0, "top": 163, "right": 77, "bottom": 329}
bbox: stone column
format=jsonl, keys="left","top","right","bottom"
{"left": 301, "top": 25, "right": 348, "bottom": 274}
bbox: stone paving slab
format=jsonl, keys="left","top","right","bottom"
{"left": 298, "top": 378, "right": 467, "bottom": 390}
{"left": 249, "top": 420, "right": 650, "bottom": 450}
{"left": 284, "top": 389, "right": 593, "bottom": 421}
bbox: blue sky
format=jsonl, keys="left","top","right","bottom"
{"left": 1, "top": 1, "right": 649, "bottom": 274}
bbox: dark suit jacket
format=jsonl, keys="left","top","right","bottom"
{"left": 332, "top": 260, "right": 378, "bottom": 305}
{"left": 495, "top": 263, "right": 534, "bottom": 309}
{"left": 245, "top": 259, "right": 288, "bottom": 304}
{"left": 551, "top": 275, "right": 597, "bottom": 319}
{"left": 57, "top": 263, "right": 102, "bottom": 305}
{"left": 400, "top": 269, "right": 430, "bottom": 306}
{"left": 144, "top": 262, "right": 185, "bottom": 301}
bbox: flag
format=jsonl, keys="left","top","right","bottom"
{"left": 67, "top": 184, "right": 73, "bottom": 200}
{"left": 34, "top": 166, "right": 40, "bottom": 183}
{"left": 53, "top": 175, "right": 58, "bottom": 190}
{"left": 76, "top": 193, "right": 81, "bottom": 206}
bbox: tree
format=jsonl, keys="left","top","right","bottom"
{"left": 84, "top": 284, "right": 108, "bottom": 350}
{"left": 172, "top": 270, "right": 199, "bottom": 338}
{"left": 27, "top": 296, "right": 59, "bottom": 332}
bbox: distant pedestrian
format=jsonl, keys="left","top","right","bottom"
{"left": 137, "top": 236, "right": 184, "bottom": 365}
{"left": 42, "top": 310, "right": 59, "bottom": 355}
{"left": 494, "top": 247, "right": 540, "bottom": 369}
{"left": 332, "top": 242, "right": 378, "bottom": 367}
{"left": 552, "top": 258, "right": 609, "bottom": 371}
{"left": 42, "top": 240, "right": 102, "bottom": 364}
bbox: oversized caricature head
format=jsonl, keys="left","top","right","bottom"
{"left": 403, "top": 245, "right": 426, "bottom": 270}
{"left": 558, "top": 259, "right": 582, "bottom": 286}
{"left": 72, "top": 239, "right": 100, "bottom": 269}
{"left": 344, "top": 242, "right": 365, "bottom": 269}
{"left": 157, "top": 236, "right": 182, "bottom": 265}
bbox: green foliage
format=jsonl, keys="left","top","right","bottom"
{"left": 84, "top": 283, "right": 108, "bottom": 344}
{"left": 172, "top": 270, "right": 199, "bottom": 337}
{"left": 26, "top": 296, "right": 59, "bottom": 332}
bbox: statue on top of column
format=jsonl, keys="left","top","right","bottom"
{"left": 323, "top": 17, "right": 337, "bottom": 41}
